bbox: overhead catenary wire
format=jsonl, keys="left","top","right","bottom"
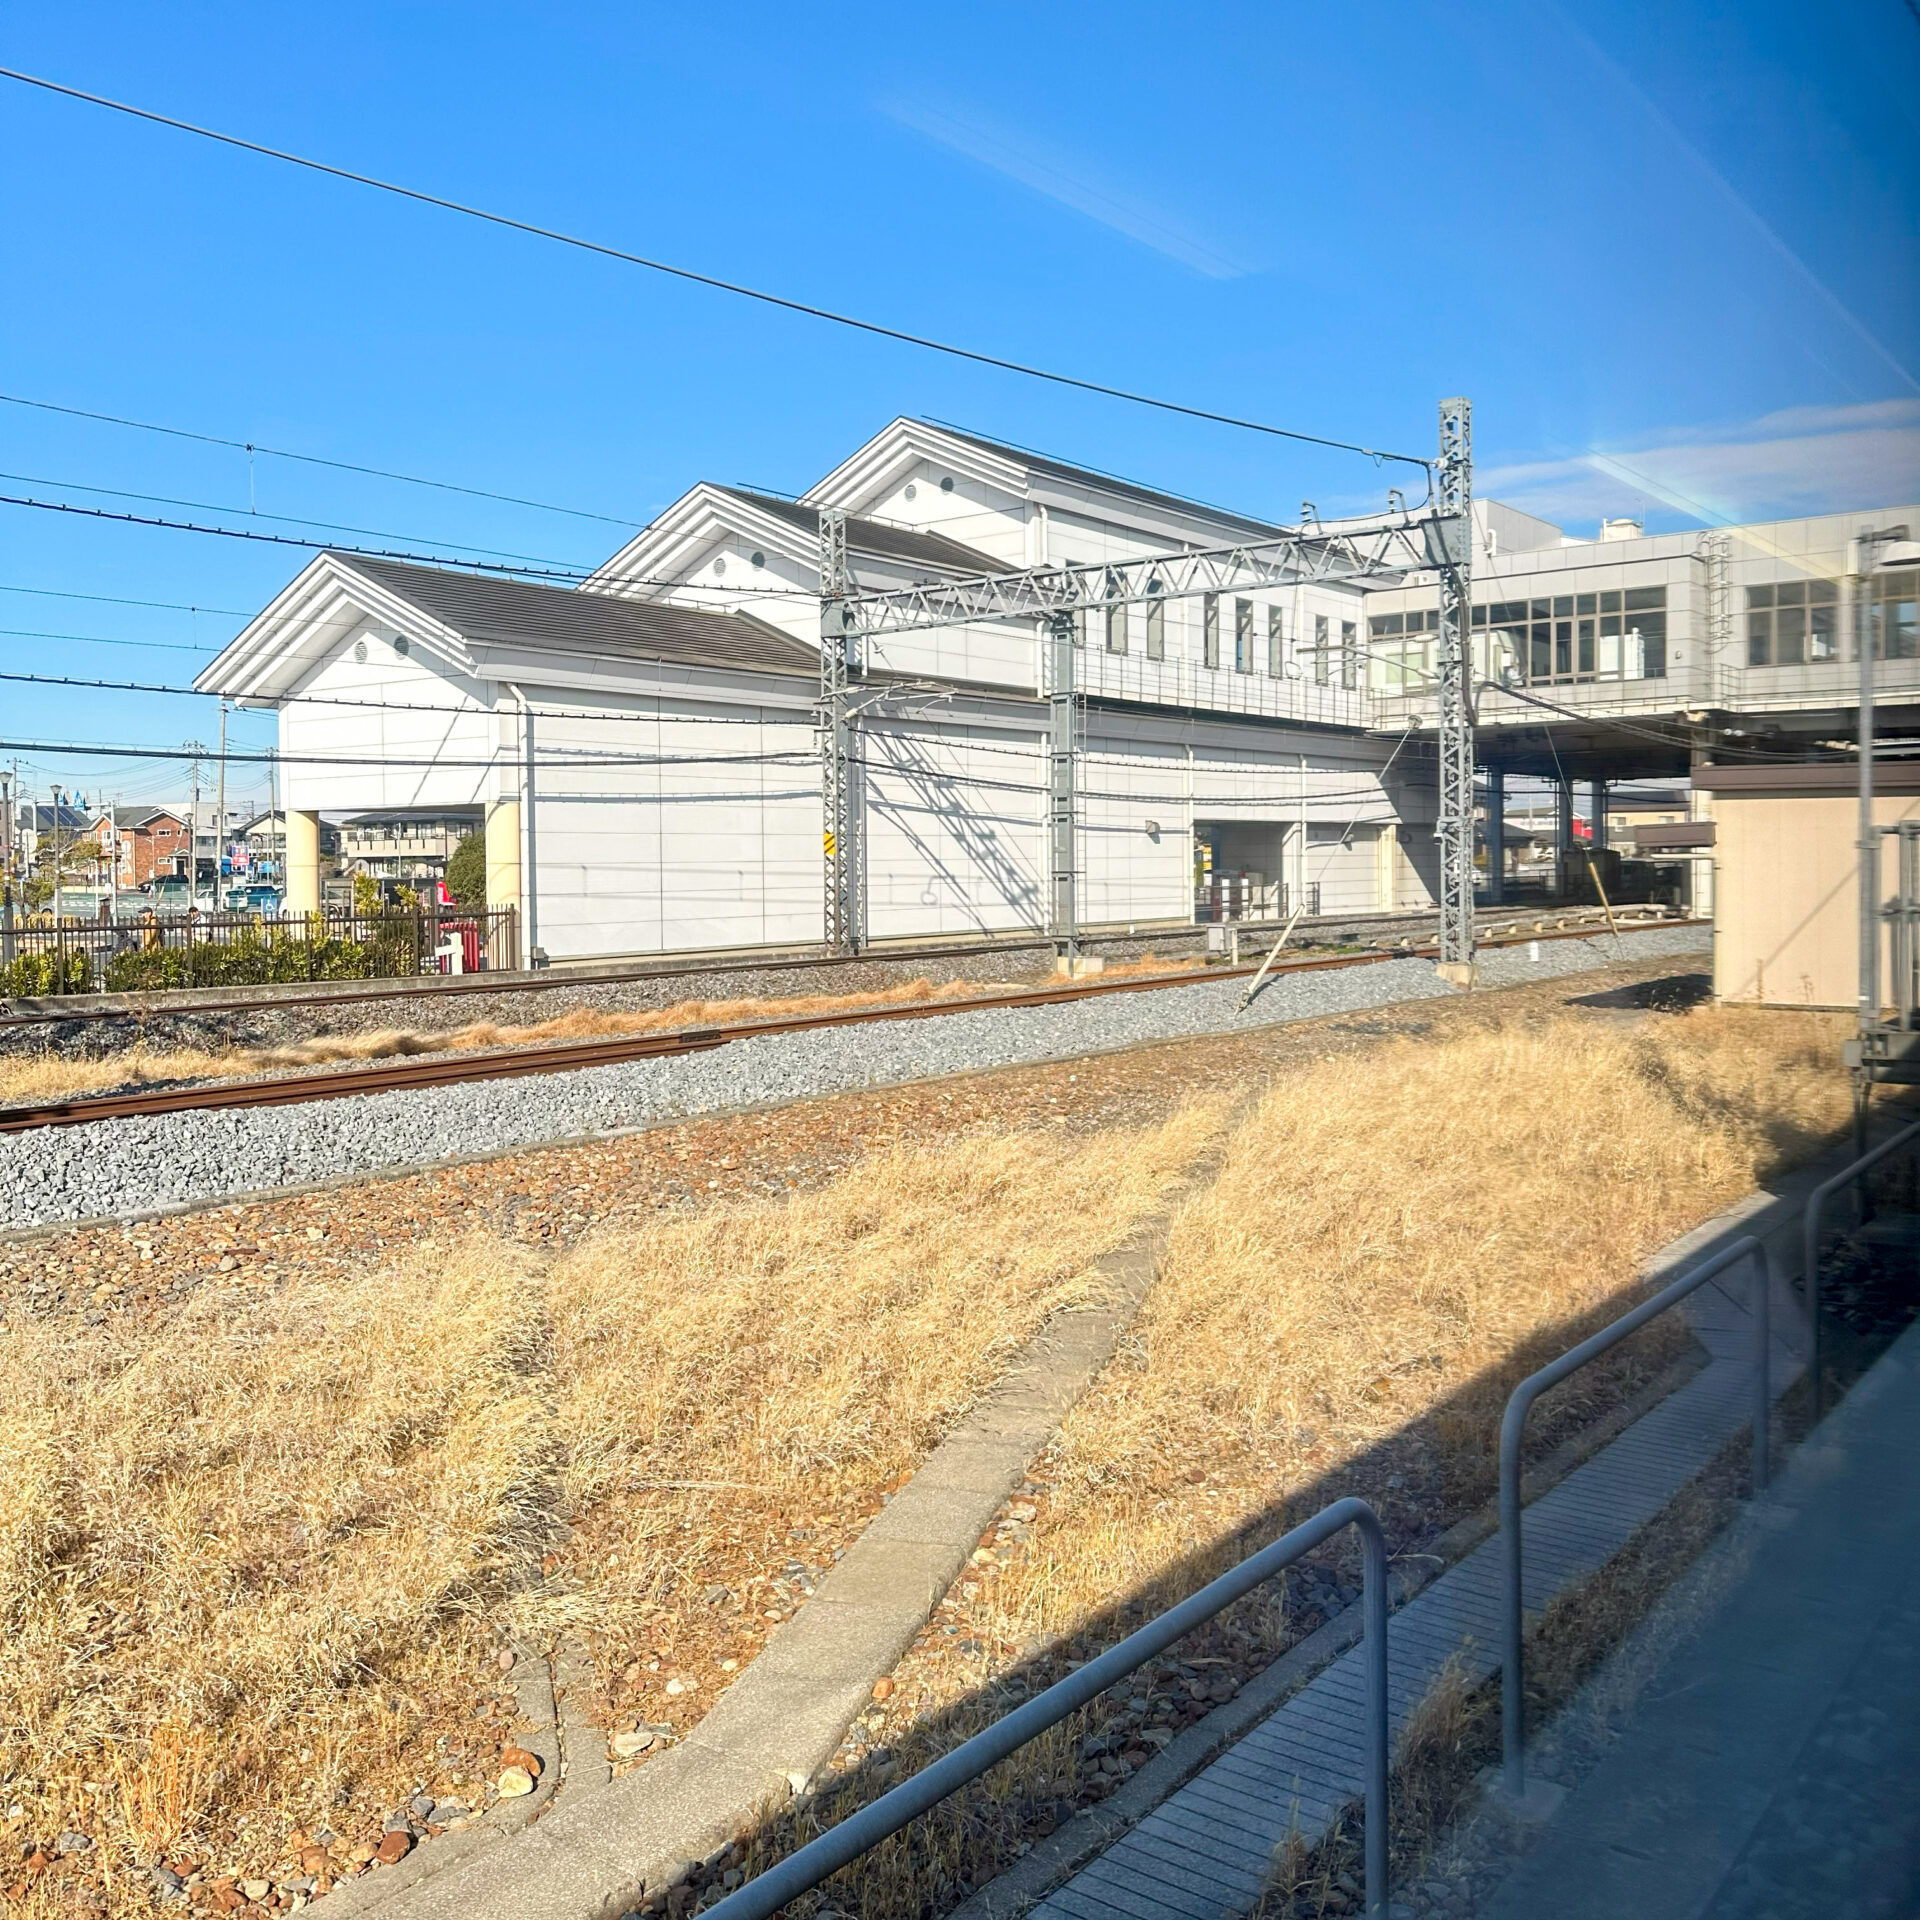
{"left": 0, "top": 580, "right": 248, "bottom": 616}
{"left": 0, "top": 466, "right": 601, "bottom": 570}
{"left": 0, "top": 65, "right": 1430, "bottom": 478}
{"left": 0, "top": 491, "right": 821, "bottom": 595}
{"left": 0, "top": 391, "right": 644, "bottom": 527}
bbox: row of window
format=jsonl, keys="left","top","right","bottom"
{"left": 1746, "top": 572, "right": 1920, "bottom": 666}
{"left": 1088, "top": 592, "right": 1362, "bottom": 689}
{"left": 1368, "top": 588, "right": 1671, "bottom": 687}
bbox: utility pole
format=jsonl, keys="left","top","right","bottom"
{"left": 49, "top": 782, "right": 64, "bottom": 921}
{"left": 1047, "top": 607, "right": 1081, "bottom": 967}
{"left": 216, "top": 699, "right": 228, "bottom": 912}
{"left": 185, "top": 740, "right": 205, "bottom": 909}
{"left": 818, "top": 509, "right": 859, "bottom": 955}
{"left": 1433, "top": 397, "right": 1476, "bottom": 985}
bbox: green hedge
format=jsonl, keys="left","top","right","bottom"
{"left": 1, "top": 949, "right": 94, "bottom": 997}
{"left": 4, "top": 923, "right": 428, "bottom": 997}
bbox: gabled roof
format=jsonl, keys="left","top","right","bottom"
{"left": 714, "top": 488, "right": 1002, "bottom": 576}
{"left": 916, "top": 421, "right": 1288, "bottom": 537}
{"left": 198, "top": 551, "right": 819, "bottom": 703}
{"left": 801, "top": 416, "right": 1288, "bottom": 542}
{"left": 111, "top": 806, "right": 186, "bottom": 830}
{"left": 339, "top": 556, "right": 817, "bottom": 675}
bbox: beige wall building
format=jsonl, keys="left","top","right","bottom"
{"left": 1699, "top": 764, "right": 1920, "bottom": 1009}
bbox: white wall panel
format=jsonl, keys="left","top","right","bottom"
{"left": 860, "top": 722, "right": 1045, "bottom": 938}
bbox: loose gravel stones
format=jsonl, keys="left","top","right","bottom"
{"left": 0, "top": 930, "right": 1706, "bottom": 1232}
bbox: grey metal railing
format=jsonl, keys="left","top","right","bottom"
{"left": 1498, "top": 1235, "right": 1771, "bottom": 1801}
{"left": 1804, "top": 1117, "right": 1920, "bottom": 1420}
{"left": 703, "top": 1496, "right": 1391, "bottom": 1920}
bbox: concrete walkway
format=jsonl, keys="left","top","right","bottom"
{"left": 1024, "top": 1171, "right": 1809, "bottom": 1920}
{"left": 1480, "top": 1314, "right": 1920, "bottom": 1920}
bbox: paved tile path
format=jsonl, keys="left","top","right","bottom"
{"left": 1032, "top": 1212, "right": 1801, "bottom": 1920}
{"left": 1479, "top": 1313, "right": 1920, "bottom": 1920}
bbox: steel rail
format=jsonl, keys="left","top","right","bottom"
{"left": 702, "top": 1497, "right": 1391, "bottom": 1920}
{"left": 0, "top": 906, "right": 1677, "bottom": 1030}
{"left": 0, "top": 918, "right": 1706, "bottom": 1135}
{"left": 1497, "top": 1234, "right": 1771, "bottom": 1804}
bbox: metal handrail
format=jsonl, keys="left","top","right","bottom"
{"left": 703, "top": 1496, "right": 1391, "bottom": 1920}
{"left": 1498, "top": 1235, "right": 1771, "bottom": 1801}
{"left": 1804, "top": 1117, "right": 1920, "bottom": 1421}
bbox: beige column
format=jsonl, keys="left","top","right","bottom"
{"left": 285, "top": 809, "right": 321, "bottom": 916}
{"left": 486, "top": 799, "right": 522, "bottom": 965}
{"left": 1376, "top": 822, "right": 1400, "bottom": 911}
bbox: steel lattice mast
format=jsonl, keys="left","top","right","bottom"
{"left": 817, "top": 508, "right": 859, "bottom": 955}
{"left": 1433, "top": 397, "right": 1475, "bottom": 976}
{"left": 816, "top": 410, "right": 1469, "bottom": 970}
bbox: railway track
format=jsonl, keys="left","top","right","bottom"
{"left": 0, "top": 903, "right": 1608, "bottom": 1031}
{"left": 0, "top": 918, "right": 1701, "bottom": 1136}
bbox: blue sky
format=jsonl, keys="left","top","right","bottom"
{"left": 1, "top": 0, "right": 1917, "bottom": 810}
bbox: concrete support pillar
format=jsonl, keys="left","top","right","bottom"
{"left": 1376, "top": 822, "right": 1399, "bottom": 912}
{"left": 1592, "top": 779, "right": 1609, "bottom": 851}
{"left": 285, "top": 809, "right": 321, "bottom": 917}
{"left": 1556, "top": 779, "right": 1576, "bottom": 899}
{"left": 485, "top": 799, "right": 522, "bottom": 967}
{"left": 1487, "top": 767, "right": 1506, "bottom": 905}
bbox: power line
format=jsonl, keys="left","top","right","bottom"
{"left": 0, "top": 736, "right": 820, "bottom": 771}
{"left": 0, "top": 65, "right": 1430, "bottom": 475}
{"left": 0, "top": 580, "right": 248, "bottom": 616}
{"left": 0, "top": 626, "right": 222, "bottom": 655}
{"left": 1, "top": 492, "right": 590, "bottom": 579}
{"left": 0, "top": 467, "right": 596, "bottom": 570}
{"left": 0, "top": 491, "right": 824, "bottom": 596}
{"left": 0, "top": 391, "right": 643, "bottom": 527}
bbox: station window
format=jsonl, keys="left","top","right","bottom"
{"left": 1267, "top": 605, "right": 1285, "bottom": 677}
{"left": 1203, "top": 593, "right": 1221, "bottom": 669}
{"left": 1107, "top": 583, "right": 1128, "bottom": 654}
{"left": 1234, "top": 598, "right": 1254, "bottom": 674}
{"left": 1746, "top": 579, "right": 1840, "bottom": 667}
{"left": 1145, "top": 584, "right": 1165, "bottom": 660}
{"left": 1870, "top": 570, "right": 1920, "bottom": 661}
{"left": 1480, "top": 584, "right": 1667, "bottom": 684}
{"left": 1341, "top": 620, "right": 1358, "bottom": 689}
{"left": 1313, "top": 613, "right": 1330, "bottom": 686}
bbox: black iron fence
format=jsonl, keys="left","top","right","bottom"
{"left": 0, "top": 906, "right": 519, "bottom": 998}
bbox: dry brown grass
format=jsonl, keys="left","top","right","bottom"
{"left": 0, "top": 1102, "right": 1222, "bottom": 1908}
{"left": 0, "top": 967, "right": 1206, "bottom": 1108}
{"left": 0, "top": 1238, "right": 550, "bottom": 1903}
{"left": 735, "top": 1003, "right": 1849, "bottom": 1920}
{"left": 528, "top": 1101, "right": 1226, "bottom": 1685}
{"left": 0, "top": 999, "right": 1848, "bottom": 1915}
{"left": 981, "top": 1005, "right": 1848, "bottom": 1647}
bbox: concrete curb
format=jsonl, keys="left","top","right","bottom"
{"left": 315, "top": 1643, "right": 562, "bottom": 1919}
{"left": 352, "top": 1113, "right": 1246, "bottom": 1920}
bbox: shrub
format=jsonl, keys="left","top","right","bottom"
{"left": 444, "top": 830, "right": 486, "bottom": 909}
{"left": 1, "top": 948, "right": 93, "bottom": 997}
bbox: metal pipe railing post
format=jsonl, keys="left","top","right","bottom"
{"left": 703, "top": 1496, "right": 1391, "bottom": 1920}
{"left": 1803, "top": 1116, "right": 1920, "bottom": 1422}
{"left": 1499, "top": 1234, "right": 1769, "bottom": 1801}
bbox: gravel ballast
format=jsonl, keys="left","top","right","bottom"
{"left": 0, "top": 928, "right": 1708, "bottom": 1232}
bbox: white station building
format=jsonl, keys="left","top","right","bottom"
{"left": 198, "top": 416, "right": 1920, "bottom": 964}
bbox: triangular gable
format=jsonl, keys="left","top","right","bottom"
{"left": 193, "top": 553, "right": 474, "bottom": 704}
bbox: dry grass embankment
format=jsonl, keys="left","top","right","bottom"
{"left": 0, "top": 959, "right": 1205, "bottom": 1108}
{"left": 731, "top": 1003, "right": 1847, "bottom": 1920}
{"left": 0, "top": 1100, "right": 1222, "bottom": 1913}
